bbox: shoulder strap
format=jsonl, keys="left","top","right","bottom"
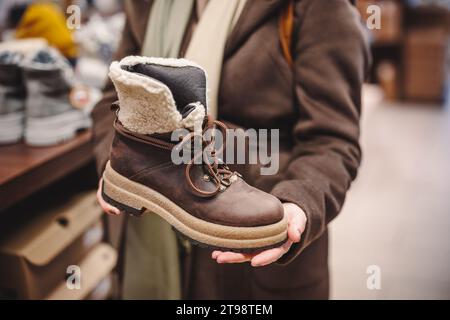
{"left": 279, "top": 0, "right": 295, "bottom": 67}
{"left": 279, "top": 0, "right": 356, "bottom": 67}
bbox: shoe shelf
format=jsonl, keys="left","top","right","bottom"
{"left": 0, "top": 130, "right": 93, "bottom": 212}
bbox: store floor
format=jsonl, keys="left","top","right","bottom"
{"left": 330, "top": 94, "right": 450, "bottom": 299}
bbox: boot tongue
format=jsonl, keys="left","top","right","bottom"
{"left": 122, "top": 63, "right": 207, "bottom": 117}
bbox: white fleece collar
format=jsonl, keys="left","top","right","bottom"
{"left": 109, "top": 56, "right": 207, "bottom": 135}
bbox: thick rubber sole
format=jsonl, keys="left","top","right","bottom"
{"left": 102, "top": 161, "right": 288, "bottom": 251}
{"left": 0, "top": 112, "right": 24, "bottom": 144}
{"left": 24, "top": 110, "right": 92, "bottom": 147}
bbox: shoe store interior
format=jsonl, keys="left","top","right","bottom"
{"left": 0, "top": 0, "right": 449, "bottom": 300}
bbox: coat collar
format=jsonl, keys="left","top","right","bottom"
{"left": 224, "top": 0, "right": 289, "bottom": 59}
{"left": 135, "top": 0, "right": 289, "bottom": 59}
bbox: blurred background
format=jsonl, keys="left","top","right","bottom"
{"left": 331, "top": 0, "right": 450, "bottom": 299}
{"left": 0, "top": 0, "right": 448, "bottom": 300}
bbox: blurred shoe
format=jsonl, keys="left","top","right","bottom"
{"left": 22, "top": 48, "right": 94, "bottom": 147}
{"left": 74, "top": 13, "right": 125, "bottom": 63}
{"left": 0, "top": 51, "right": 25, "bottom": 144}
{"left": 0, "top": 38, "right": 48, "bottom": 56}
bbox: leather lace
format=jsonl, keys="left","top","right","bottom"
{"left": 179, "top": 116, "right": 238, "bottom": 197}
{"left": 113, "top": 106, "right": 237, "bottom": 198}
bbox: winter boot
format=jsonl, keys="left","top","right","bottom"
{"left": 0, "top": 51, "right": 25, "bottom": 144}
{"left": 101, "top": 56, "right": 288, "bottom": 251}
{"left": 21, "top": 48, "right": 94, "bottom": 146}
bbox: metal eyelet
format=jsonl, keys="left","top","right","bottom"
{"left": 203, "top": 174, "right": 211, "bottom": 182}
{"left": 220, "top": 178, "right": 231, "bottom": 187}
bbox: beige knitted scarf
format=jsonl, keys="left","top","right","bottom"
{"left": 142, "top": 0, "right": 247, "bottom": 119}
{"left": 123, "top": 0, "right": 247, "bottom": 300}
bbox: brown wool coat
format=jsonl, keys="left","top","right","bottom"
{"left": 92, "top": 0, "right": 370, "bottom": 299}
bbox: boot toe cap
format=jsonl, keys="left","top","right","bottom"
{"left": 204, "top": 180, "right": 285, "bottom": 228}
{"left": 243, "top": 190, "right": 285, "bottom": 227}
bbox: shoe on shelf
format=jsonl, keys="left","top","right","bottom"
{"left": 101, "top": 56, "right": 288, "bottom": 252}
{"left": 0, "top": 51, "right": 26, "bottom": 144}
{"left": 21, "top": 48, "right": 95, "bottom": 147}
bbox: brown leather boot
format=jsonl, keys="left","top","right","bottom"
{"left": 102, "top": 56, "right": 287, "bottom": 251}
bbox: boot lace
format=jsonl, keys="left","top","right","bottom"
{"left": 176, "top": 115, "right": 239, "bottom": 197}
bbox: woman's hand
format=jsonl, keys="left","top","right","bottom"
{"left": 211, "top": 202, "right": 307, "bottom": 267}
{"left": 96, "top": 178, "right": 122, "bottom": 215}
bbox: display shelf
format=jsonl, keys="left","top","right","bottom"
{"left": 0, "top": 130, "right": 93, "bottom": 211}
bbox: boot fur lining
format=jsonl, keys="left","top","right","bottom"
{"left": 109, "top": 56, "right": 206, "bottom": 135}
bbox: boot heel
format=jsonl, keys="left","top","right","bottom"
{"left": 102, "top": 180, "right": 145, "bottom": 217}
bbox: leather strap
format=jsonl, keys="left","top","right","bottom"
{"left": 279, "top": 0, "right": 294, "bottom": 67}
{"left": 113, "top": 119, "right": 175, "bottom": 151}
{"left": 279, "top": 1, "right": 356, "bottom": 67}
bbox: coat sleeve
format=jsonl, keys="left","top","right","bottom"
{"left": 270, "top": 0, "right": 371, "bottom": 264}
{"left": 91, "top": 14, "right": 141, "bottom": 177}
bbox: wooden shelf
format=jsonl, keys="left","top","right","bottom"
{"left": 0, "top": 130, "right": 94, "bottom": 211}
